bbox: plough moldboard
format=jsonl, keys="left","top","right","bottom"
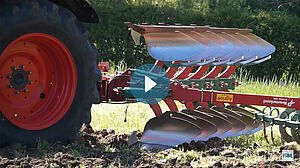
{"left": 97, "top": 23, "right": 300, "bottom": 149}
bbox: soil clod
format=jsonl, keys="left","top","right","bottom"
{"left": 1, "top": 125, "right": 299, "bottom": 167}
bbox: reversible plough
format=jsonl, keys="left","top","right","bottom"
{"left": 98, "top": 23, "right": 300, "bottom": 148}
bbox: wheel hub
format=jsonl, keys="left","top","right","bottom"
{"left": 8, "top": 67, "right": 29, "bottom": 91}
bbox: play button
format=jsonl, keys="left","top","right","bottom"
{"left": 130, "top": 64, "right": 170, "bottom": 104}
{"left": 145, "top": 76, "right": 156, "bottom": 93}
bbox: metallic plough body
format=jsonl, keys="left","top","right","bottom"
{"left": 98, "top": 23, "right": 300, "bottom": 149}
{"left": 125, "top": 22, "right": 275, "bottom": 66}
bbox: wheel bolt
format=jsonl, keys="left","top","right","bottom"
{"left": 14, "top": 90, "right": 20, "bottom": 94}
{"left": 27, "top": 71, "right": 32, "bottom": 75}
{"left": 40, "top": 93, "right": 46, "bottom": 99}
{"left": 6, "top": 75, "right": 11, "bottom": 79}
{"left": 28, "top": 80, "right": 32, "bottom": 84}
{"left": 8, "top": 85, "right": 12, "bottom": 89}
{"left": 23, "top": 88, "right": 28, "bottom": 93}
{"left": 11, "top": 66, "right": 16, "bottom": 71}
{"left": 20, "top": 65, "right": 25, "bottom": 69}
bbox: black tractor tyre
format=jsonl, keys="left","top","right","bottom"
{"left": 0, "top": 0, "right": 101, "bottom": 146}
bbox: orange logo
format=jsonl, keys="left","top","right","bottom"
{"left": 216, "top": 94, "right": 233, "bottom": 102}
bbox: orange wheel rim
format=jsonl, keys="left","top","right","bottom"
{"left": 0, "top": 33, "right": 77, "bottom": 130}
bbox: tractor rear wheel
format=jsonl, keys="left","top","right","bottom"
{"left": 0, "top": 0, "right": 101, "bottom": 145}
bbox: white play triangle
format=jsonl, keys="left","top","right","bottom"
{"left": 145, "top": 76, "right": 157, "bottom": 93}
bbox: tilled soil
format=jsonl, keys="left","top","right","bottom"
{"left": 0, "top": 125, "right": 299, "bottom": 168}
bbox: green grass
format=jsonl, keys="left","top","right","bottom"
{"left": 91, "top": 66, "right": 300, "bottom": 147}
{"left": 234, "top": 71, "right": 300, "bottom": 97}
{"left": 91, "top": 103, "right": 154, "bottom": 133}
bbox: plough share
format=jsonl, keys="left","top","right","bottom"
{"left": 98, "top": 23, "right": 300, "bottom": 149}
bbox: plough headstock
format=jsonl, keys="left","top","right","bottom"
{"left": 98, "top": 23, "right": 300, "bottom": 149}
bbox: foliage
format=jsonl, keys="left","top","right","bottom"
{"left": 87, "top": 0, "right": 300, "bottom": 80}
{"left": 246, "top": 0, "right": 300, "bottom": 16}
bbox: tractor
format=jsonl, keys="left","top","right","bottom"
{"left": 1, "top": 0, "right": 300, "bottom": 149}
{"left": 0, "top": 0, "right": 101, "bottom": 145}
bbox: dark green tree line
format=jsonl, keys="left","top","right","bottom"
{"left": 87, "top": 0, "right": 300, "bottom": 80}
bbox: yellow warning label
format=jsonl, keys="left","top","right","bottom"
{"left": 216, "top": 94, "right": 233, "bottom": 102}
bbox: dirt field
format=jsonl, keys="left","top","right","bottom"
{"left": 0, "top": 125, "right": 299, "bottom": 168}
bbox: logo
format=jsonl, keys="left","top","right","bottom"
{"left": 263, "top": 98, "right": 295, "bottom": 107}
{"left": 216, "top": 94, "right": 233, "bottom": 102}
{"left": 282, "top": 150, "right": 294, "bottom": 161}
{"left": 288, "top": 100, "right": 295, "bottom": 107}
